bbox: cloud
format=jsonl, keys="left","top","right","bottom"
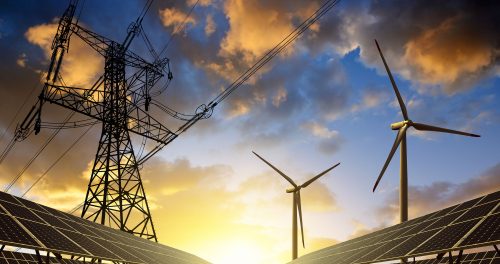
{"left": 219, "top": 0, "right": 294, "bottom": 63}
{"left": 303, "top": 121, "right": 339, "bottom": 139}
{"left": 309, "top": 0, "right": 500, "bottom": 95}
{"left": 375, "top": 162, "right": 500, "bottom": 224}
{"left": 158, "top": 7, "right": 196, "bottom": 35}
{"left": 348, "top": 220, "right": 387, "bottom": 239}
{"left": 16, "top": 53, "right": 27, "bottom": 68}
{"left": 187, "top": 0, "right": 213, "bottom": 7}
{"left": 205, "top": 14, "right": 216, "bottom": 36}
{"left": 272, "top": 86, "right": 287, "bottom": 108}
{"left": 350, "top": 88, "right": 390, "bottom": 113}
{"left": 205, "top": 0, "right": 320, "bottom": 81}
{"left": 302, "top": 121, "right": 343, "bottom": 154}
{"left": 403, "top": 16, "right": 498, "bottom": 94}
{"left": 24, "top": 22, "right": 103, "bottom": 87}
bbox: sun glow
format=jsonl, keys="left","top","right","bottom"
{"left": 207, "top": 239, "right": 267, "bottom": 264}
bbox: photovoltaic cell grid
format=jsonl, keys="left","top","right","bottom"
{"left": 1, "top": 250, "right": 87, "bottom": 264}
{"left": 290, "top": 190, "right": 500, "bottom": 264}
{"left": 0, "top": 191, "right": 210, "bottom": 264}
{"left": 388, "top": 250, "right": 500, "bottom": 264}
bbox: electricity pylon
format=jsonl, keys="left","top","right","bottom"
{"left": 18, "top": 0, "right": 176, "bottom": 241}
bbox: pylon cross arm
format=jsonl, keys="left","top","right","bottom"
{"left": 42, "top": 84, "right": 177, "bottom": 145}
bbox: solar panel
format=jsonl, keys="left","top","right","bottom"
{"left": 1, "top": 251, "right": 86, "bottom": 263}
{"left": 0, "top": 213, "right": 39, "bottom": 248}
{"left": 412, "top": 219, "right": 480, "bottom": 255}
{"left": 0, "top": 191, "right": 210, "bottom": 264}
{"left": 1, "top": 202, "right": 42, "bottom": 222}
{"left": 290, "top": 190, "right": 500, "bottom": 264}
{"left": 461, "top": 214, "right": 500, "bottom": 247}
{"left": 388, "top": 250, "right": 499, "bottom": 264}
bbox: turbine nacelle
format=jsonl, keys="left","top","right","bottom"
{"left": 286, "top": 187, "right": 300, "bottom": 193}
{"left": 390, "top": 120, "right": 412, "bottom": 130}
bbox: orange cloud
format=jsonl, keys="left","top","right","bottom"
{"left": 404, "top": 16, "right": 496, "bottom": 94}
{"left": 187, "top": 0, "right": 212, "bottom": 7}
{"left": 205, "top": 14, "right": 216, "bottom": 36}
{"left": 219, "top": 0, "right": 295, "bottom": 63}
{"left": 25, "top": 22, "right": 103, "bottom": 88}
{"left": 226, "top": 98, "right": 251, "bottom": 118}
{"left": 158, "top": 8, "right": 196, "bottom": 35}
{"left": 272, "top": 86, "right": 287, "bottom": 107}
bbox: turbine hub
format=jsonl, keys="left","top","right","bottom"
{"left": 390, "top": 120, "right": 412, "bottom": 130}
{"left": 286, "top": 186, "right": 300, "bottom": 193}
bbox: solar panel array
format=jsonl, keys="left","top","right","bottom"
{"left": 290, "top": 190, "right": 500, "bottom": 264}
{"left": 389, "top": 250, "right": 499, "bottom": 264}
{"left": 0, "top": 191, "right": 210, "bottom": 264}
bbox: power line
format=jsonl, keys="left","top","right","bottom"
{"left": 211, "top": 0, "right": 341, "bottom": 105}
{"left": 137, "top": 0, "right": 342, "bottom": 165}
{"left": 20, "top": 124, "right": 94, "bottom": 198}
{"left": 3, "top": 112, "right": 75, "bottom": 193}
{"left": 0, "top": 74, "right": 43, "bottom": 165}
{"left": 0, "top": 81, "right": 39, "bottom": 144}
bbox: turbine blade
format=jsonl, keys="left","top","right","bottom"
{"left": 412, "top": 122, "right": 480, "bottom": 137}
{"left": 374, "top": 39, "right": 409, "bottom": 120}
{"left": 252, "top": 151, "right": 297, "bottom": 187}
{"left": 301, "top": 162, "right": 340, "bottom": 188}
{"left": 373, "top": 125, "right": 408, "bottom": 192}
{"left": 297, "top": 191, "right": 305, "bottom": 248}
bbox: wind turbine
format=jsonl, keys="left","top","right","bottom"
{"left": 252, "top": 151, "right": 340, "bottom": 260}
{"left": 372, "top": 39, "right": 480, "bottom": 223}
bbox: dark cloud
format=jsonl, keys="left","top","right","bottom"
{"left": 309, "top": 0, "right": 500, "bottom": 95}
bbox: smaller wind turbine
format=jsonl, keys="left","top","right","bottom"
{"left": 372, "top": 39, "right": 480, "bottom": 223}
{"left": 252, "top": 151, "right": 340, "bottom": 260}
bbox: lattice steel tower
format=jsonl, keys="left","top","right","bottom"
{"left": 17, "top": 0, "right": 178, "bottom": 241}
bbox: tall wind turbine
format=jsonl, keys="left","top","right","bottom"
{"left": 372, "top": 39, "right": 480, "bottom": 223}
{"left": 252, "top": 151, "right": 340, "bottom": 260}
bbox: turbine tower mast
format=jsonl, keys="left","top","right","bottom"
{"left": 16, "top": 0, "right": 175, "bottom": 241}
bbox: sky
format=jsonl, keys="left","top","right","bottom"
{"left": 0, "top": 0, "right": 499, "bottom": 263}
